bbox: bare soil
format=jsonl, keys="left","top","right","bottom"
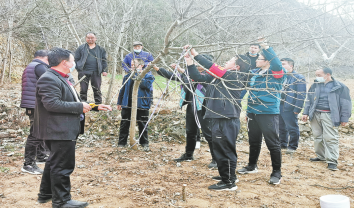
{"left": 1, "top": 136, "right": 354, "bottom": 208}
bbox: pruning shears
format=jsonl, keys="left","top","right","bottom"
{"left": 89, "top": 103, "right": 99, "bottom": 108}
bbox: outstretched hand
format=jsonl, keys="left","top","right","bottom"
{"left": 98, "top": 104, "right": 112, "bottom": 111}
{"left": 257, "top": 36, "right": 269, "bottom": 49}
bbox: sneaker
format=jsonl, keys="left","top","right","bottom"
{"left": 173, "top": 153, "right": 194, "bottom": 162}
{"left": 328, "top": 163, "right": 339, "bottom": 171}
{"left": 286, "top": 149, "right": 296, "bottom": 154}
{"left": 208, "top": 181, "right": 237, "bottom": 191}
{"left": 310, "top": 157, "right": 326, "bottom": 162}
{"left": 237, "top": 165, "right": 258, "bottom": 174}
{"left": 269, "top": 170, "right": 282, "bottom": 185}
{"left": 21, "top": 164, "right": 43, "bottom": 175}
{"left": 207, "top": 160, "right": 217, "bottom": 169}
{"left": 212, "top": 176, "right": 239, "bottom": 183}
{"left": 36, "top": 156, "right": 48, "bottom": 164}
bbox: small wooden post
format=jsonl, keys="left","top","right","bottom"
{"left": 182, "top": 184, "right": 187, "bottom": 201}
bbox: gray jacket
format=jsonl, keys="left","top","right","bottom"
{"left": 74, "top": 43, "right": 107, "bottom": 73}
{"left": 303, "top": 78, "right": 352, "bottom": 126}
{"left": 33, "top": 69, "right": 83, "bottom": 140}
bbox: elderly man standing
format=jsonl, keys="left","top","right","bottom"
{"left": 75, "top": 32, "right": 108, "bottom": 104}
{"left": 35, "top": 48, "right": 111, "bottom": 208}
{"left": 122, "top": 41, "right": 154, "bottom": 72}
{"left": 302, "top": 67, "right": 351, "bottom": 171}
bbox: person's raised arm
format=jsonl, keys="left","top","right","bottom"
{"left": 184, "top": 53, "right": 213, "bottom": 83}
{"left": 153, "top": 64, "right": 183, "bottom": 82}
{"left": 258, "top": 37, "right": 284, "bottom": 78}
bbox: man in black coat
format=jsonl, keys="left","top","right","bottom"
{"left": 34, "top": 48, "right": 111, "bottom": 208}
{"left": 75, "top": 32, "right": 108, "bottom": 104}
{"left": 20, "top": 50, "right": 50, "bottom": 174}
{"left": 184, "top": 45, "right": 250, "bottom": 191}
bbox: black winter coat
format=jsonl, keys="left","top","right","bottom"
{"left": 187, "top": 55, "right": 247, "bottom": 119}
{"left": 74, "top": 43, "right": 107, "bottom": 73}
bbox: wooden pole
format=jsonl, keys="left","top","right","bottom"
{"left": 182, "top": 184, "right": 187, "bottom": 201}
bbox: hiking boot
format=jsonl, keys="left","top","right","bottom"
{"left": 328, "top": 163, "right": 339, "bottom": 171}
{"left": 208, "top": 181, "right": 237, "bottom": 191}
{"left": 207, "top": 159, "right": 217, "bottom": 169}
{"left": 36, "top": 156, "right": 48, "bottom": 164}
{"left": 286, "top": 149, "right": 296, "bottom": 154}
{"left": 269, "top": 170, "right": 282, "bottom": 185}
{"left": 310, "top": 157, "right": 326, "bottom": 162}
{"left": 212, "top": 176, "right": 239, "bottom": 183}
{"left": 173, "top": 153, "right": 194, "bottom": 162}
{"left": 237, "top": 164, "right": 258, "bottom": 174}
{"left": 21, "top": 164, "right": 43, "bottom": 175}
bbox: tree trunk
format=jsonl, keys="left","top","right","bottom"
{"left": 60, "top": 0, "right": 82, "bottom": 46}
{"left": 105, "top": 47, "right": 118, "bottom": 104}
{"left": 1, "top": 11, "right": 13, "bottom": 85}
{"left": 129, "top": 78, "right": 140, "bottom": 150}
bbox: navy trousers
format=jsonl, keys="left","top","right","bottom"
{"left": 279, "top": 104, "right": 300, "bottom": 150}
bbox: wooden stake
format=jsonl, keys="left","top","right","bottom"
{"left": 182, "top": 184, "right": 187, "bottom": 201}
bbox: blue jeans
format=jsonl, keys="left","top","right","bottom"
{"left": 279, "top": 104, "right": 300, "bottom": 150}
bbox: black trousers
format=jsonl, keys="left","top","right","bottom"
{"left": 38, "top": 140, "right": 76, "bottom": 206}
{"left": 212, "top": 118, "right": 240, "bottom": 184}
{"left": 185, "top": 104, "right": 214, "bottom": 159}
{"left": 247, "top": 113, "right": 282, "bottom": 171}
{"left": 78, "top": 71, "right": 102, "bottom": 104}
{"left": 118, "top": 108, "right": 149, "bottom": 146}
{"left": 24, "top": 109, "right": 47, "bottom": 165}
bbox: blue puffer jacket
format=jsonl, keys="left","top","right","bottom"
{"left": 122, "top": 51, "right": 154, "bottom": 72}
{"left": 247, "top": 47, "right": 286, "bottom": 114}
{"left": 117, "top": 71, "right": 155, "bottom": 109}
{"left": 281, "top": 71, "right": 306, "bottom": 113}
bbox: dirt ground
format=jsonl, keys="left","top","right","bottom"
{"left": 1, "top": 76, "right": 354, "bottom": 208}
{"left": 1, "top": 136, "right": 354, "bottom": 208}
